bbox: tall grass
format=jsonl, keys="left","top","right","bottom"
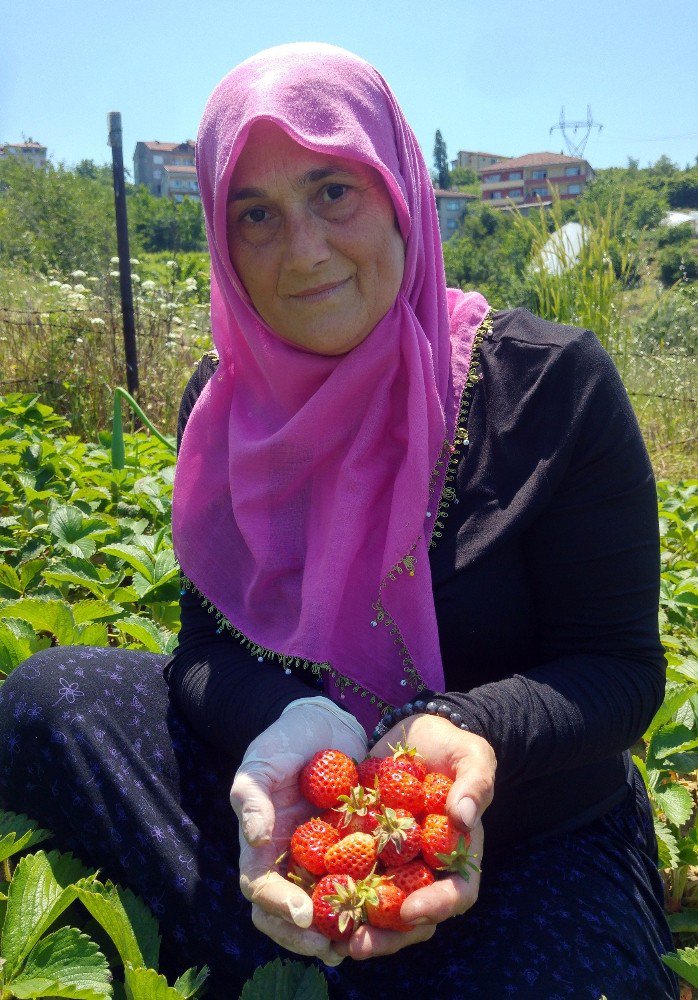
{"left": 512, "top": 198, "right": 696, "bottom": 480}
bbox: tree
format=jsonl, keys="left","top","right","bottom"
{"left": 433, "top": 130, "right": 450, "bottom": 190}
{"left": 450, "top": 166, "right": 479, "bottom": 191}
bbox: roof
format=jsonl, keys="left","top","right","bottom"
{"left": 142, "top": 141, "right": 195, "bottom": 153}
{"left": 163, "top": 164, "right": 197, "bottom": 175}
{"left": 433, "top": 189, "right": 475, "bottom": 198}
{"left": 2, "top": 142, "right": 46, "bottom": 151}
{"left": 480, "top": 152, "right": 589, "bottom": 173}
{"left": 456, "top": 150, "right": 509, "bottom": 160}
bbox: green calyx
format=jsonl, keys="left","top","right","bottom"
{"left": 435, "top": 834, "right": 480, "bottom": 882}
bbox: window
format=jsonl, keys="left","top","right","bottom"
{"left": 565, "top": 166, "right": 581, "bottom": 176}
{"left": 567, "top": 184, "right": 582, "bottom": 195}
{"left": 488, "top": 173, "right": 501, "bottom": 182}
{"left": 446, "top": 200, "right": 461, "bottom": 210}
{"left": 507, "top": 171, "right": 523, "bottom": 180}
{"left": 509, "top": 189, "right": 523, "bottom": 198}
{"left": 531, "top": 170, "right": 547, "bottom": 180}
{"left": 447, "top": 219, "right": 458, "bottom": 229}
{"left": 531, "top": 187, "right": 548, "bottom": 198}
{"left": 491, "top": 191, "right": 503, "bottom": 199}
{"left": 153, "top": 155, "right": 164, "bottom": 164}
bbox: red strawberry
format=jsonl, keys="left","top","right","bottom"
{"left": 290, "top": 818, "right": 340, "bottom": 876}
{"left": 356, "top": 756, "right": 382, "bottom": 791}
{"left": 324, "top": 832, "right": 377, "bottom": 880}
{"left": 421, "top": 814, "right": 479, "bottom": 880}
{"left": 363, "top": 878, "right": 410, "bottom": 931}
{"left": 312, "top": 874, "right": 365, "bottom": 941}
{"left": 383, "top": 736, "right": 427, "bottom": 782}
{"left": 422, "top": 772, "right": 453, "bottom": 816}
{"left": 377, "top": 766, "right": 425, "bottom": 817}
{"left": 324, "top": 783, "right": 380, "bottom": 834}
{"left": 383, "top": 859, "right": 436, "bottom": 895}
{"left": 374, "top": 807, "right": 421, "bottom": 868}
{"left": 300, "top": 749, "right": 359, "bottom": 809}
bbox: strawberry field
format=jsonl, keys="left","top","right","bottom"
{"left": 0, "top": 392, "right": 695, "bottom": 997}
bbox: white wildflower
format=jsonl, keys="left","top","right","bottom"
{"left": 141, "top": 279, "right": 156, "bottom": 291}
{"left": 73, "top": 283, "right": 87, "bottom": 292}
{"left": 60, "top": 283, "right": 72, "bottom": 292}
{"left": 172, "top": 316, "right": 183, "bottom": 325}
{"left": 40, "top": 313, "right": 50, "bottom": 322}
{"left": 130, "top": 257, "right": 140, "bottom": 265}
{"left": 110, "top": 270, "right": 120, "bottom": 278}
{"left": 87, "top": 276, "right": 99, "bottom": 283}
{"left": 131, "top": 274, "right": 141, "bottom": 283}
{"left": 165, "top": 260, "right": 176, "bottom": 268}
{"left": 48, "top": 279, "right": 61, "bottom": 287}
{"left": 90, "top": 318, "right": 106, "bottom": 326}
{"left": 184, "top": 277, "right": 197, "bottom": 290}
{"left": 110, "top": 256, "right": 120, "bottom": 265}
{"left": 75, "top": 337, "right": 84, "bottom": 344}
{"left": 71, "top": 269, "right": 87, "bottom": 278}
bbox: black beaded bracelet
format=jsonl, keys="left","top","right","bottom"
{"left": 368, "top": 698, "right": 468, "bottom": 749}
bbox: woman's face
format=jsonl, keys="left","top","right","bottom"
{"left": 226, "top": 121, "right": 405, "bottom": 355}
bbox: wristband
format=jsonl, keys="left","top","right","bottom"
{"left": 368, "top": 698, "right": 469, "bottom": 749}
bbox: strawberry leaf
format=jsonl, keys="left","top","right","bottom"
{"left": 662, "top": 945, "right": 698, "bottom": 988}
{"left": 7, "top": 926, "right": 112, "bottom": 998}
{"left": 239, "top": 958, "right": 329, "bottom": 1000}
{"left": 74, "top": 880, "right": 160, "bottom": 973}
{"left": 0, "top": 808, "right": 52, "bottom": 863}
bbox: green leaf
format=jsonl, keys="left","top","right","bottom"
{"left": 644, "top": 685, "right": 698, "bottom": 738}
{"left": 115, "top": 616, "right": 177, "bottom": 655}
{"left": 654, "top": 817, "right": 680, "bottom": 869}
{"left": 71, "top": 601, "right": 123, "bottom": 626}
{"left": 653, "top": 781, "right": 694, "bottom": 827}
{"left": 48, "top": 506, "right": 108, "bottom": 560}
{"left": 8, "top": 925, "right": 112, "bottom": 998}
{"left": 647, "top": 723, "right": 698, "bottom": 768}
{"left": 239, "top": 959, "right": 329, "bottom": 1000}
{"left": 124, "top": 965, "right": 185, "bottom": 1000}
{"left": 74, "top": 881, "right": 160, "bottom": 973}
{"left": 2, "top": 850, "right": 92, "bottom": 980}
{"left": 100, "top": 544, "right": 155, "bottom": 583}
{"left": 0, "top": 809, "right": 52, "bottom": 863}
{"left": 667, "top": 910, "right": 698, "bottom": 933}
{"left": 662, "top": 945, "right": 698, "bottom": 988}
{"left": 0, "top": 562, "right": 22, "bottom": 597}
{"left": 172, "top": 966, "right": 209, "bottom": 999}
{"left": 0, "top": 619, "right": 40, "bottom": 675}
{"left": 75, "top": 623, "right": 110, "bottom": 647}
{"left": 0, "top": 598, "right": 78, "bottom": 645}
{"left": 631, "top": 754, "right": 650, "bottom": 790}
{"left": 20, "top": 557, "right": 48, "bottom": 592}
{"left": 43, "top": 559, "right": 116, "bottom": 600}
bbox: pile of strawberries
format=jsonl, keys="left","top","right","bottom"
{"left": 286, "top": 741, "right": 477, "bottom": 941}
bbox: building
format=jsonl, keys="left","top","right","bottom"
{"left": 451, "top": 149, "right": 509, "bottom": 173}
{"left": 433, "top": 189, "right": 476, "bottom": 240}
{"left": 0, "top": 141, "right": 47, "bottom": 167}
{"left": 133, "top": 141, "right": 198, "bottom": 198}
{"left": 479, "top": 152, "right": 594, "bottom": 212}
{"left": 161, "top": 164, "right": 200, "bottom": 202}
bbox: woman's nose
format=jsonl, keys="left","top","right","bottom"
{"left": 284, "top": 210, "right": 332, "bottom": 272}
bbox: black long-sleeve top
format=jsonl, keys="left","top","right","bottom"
{"left": 164, "top": 307, "right": 665, "bottom": 856}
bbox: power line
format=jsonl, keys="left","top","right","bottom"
{"left": 549, "top": 106, "right": 603, "bottom": 158}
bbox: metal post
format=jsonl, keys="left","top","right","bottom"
{"left": 107, "top": 111, "right": 139, "bottom": 398}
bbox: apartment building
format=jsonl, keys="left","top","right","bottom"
{"left": 133, "top": 141, "right": 198, "bottom": 198}
{"left": 0, "top": 141, "right": 47, "bottom": 167}
{"left": 479, "top": 152, "right": 594, "bottom": 211}
{"left": 433, "top": 189, "right": 476, "bottom": 240}
{"left": 451, "top": 149, "right": 509, "bottom": 173}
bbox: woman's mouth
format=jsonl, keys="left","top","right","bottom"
{"left": 289, "top": 278, "right": 351, "bottom": 303}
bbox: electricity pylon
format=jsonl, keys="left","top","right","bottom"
{"left": 549, "top": 106, "right": 603, "bottom": 158}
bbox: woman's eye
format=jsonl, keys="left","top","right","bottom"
{"left": 243, "top": 206, "right": 269, "bottom": 224}
{"left": 323, "top": 184, "right": 348, "bottom": 203}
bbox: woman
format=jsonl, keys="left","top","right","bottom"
{"left": 0, "top": 43, "right": 678, "bottom": 998}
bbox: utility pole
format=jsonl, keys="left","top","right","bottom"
{"left": 107, "top": 111, "right": 139, "bottom": 398}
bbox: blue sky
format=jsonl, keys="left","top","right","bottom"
{"left": 2, "top": 0, "right": 696, "bottom": 174}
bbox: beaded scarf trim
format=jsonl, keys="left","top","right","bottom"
{"left": 368, "top": 308, "right": 493, "bottom": 702}
{"left": 179, "top": 310, "right": 491, "bottom": 714}
{"left": 178, "top": 576, "right": 392, "bottom": 713}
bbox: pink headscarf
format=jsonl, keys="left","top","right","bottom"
{"left": 172, "top": 43, "right": 489, "bottom": 733}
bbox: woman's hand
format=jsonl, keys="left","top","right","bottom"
{"left": 229, "top": 697, "right": 367, "bottom": 965}
{"left": 334, "top": 712, "right": 495, "bottom": 961}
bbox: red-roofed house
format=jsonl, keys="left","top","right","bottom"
{"left": 133, "top": 141, "right": 197, "bottom": 198}
{"left": 479, "top": 152, "right": 594, "bottom": 211}
{"left": 0, "top": 141, "right": 47, "bottom": 167}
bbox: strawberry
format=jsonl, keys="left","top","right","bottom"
{"left": 300, "top": 749, "right": 359, "bottom": 809}
{"left": 290, "top": 818, "right": 340, "bottom": 876}
{"left": 325, "top": 783, "right": 380, "bottom": 834}
{"left": 363, "top": 877, "right": 410, "bottom": 931}
{"left": 324, "top": 832, "right": 377, "bottom": 879}
{"left": 383, "top": 735, "right": 427, "bottom": 782}
{"left": 374, "top": 807, "right": 421, "bottom": 868}
{"left": 356, "top": 756, "right": 382, "bottom": 791}
{"left": 377, "top": 765, "right": 425, "bottom": 817}
{"left": 312, "top": 874, "right": 365, "bottom": 940}
{"left": 422, "top": 771, "right": 453, "bottom": 816}
{"left": 384, "top": 859, "right": 435, "bottom": 895}
{"left": 421, "top": 814, "right": 479, "bottom": 880}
